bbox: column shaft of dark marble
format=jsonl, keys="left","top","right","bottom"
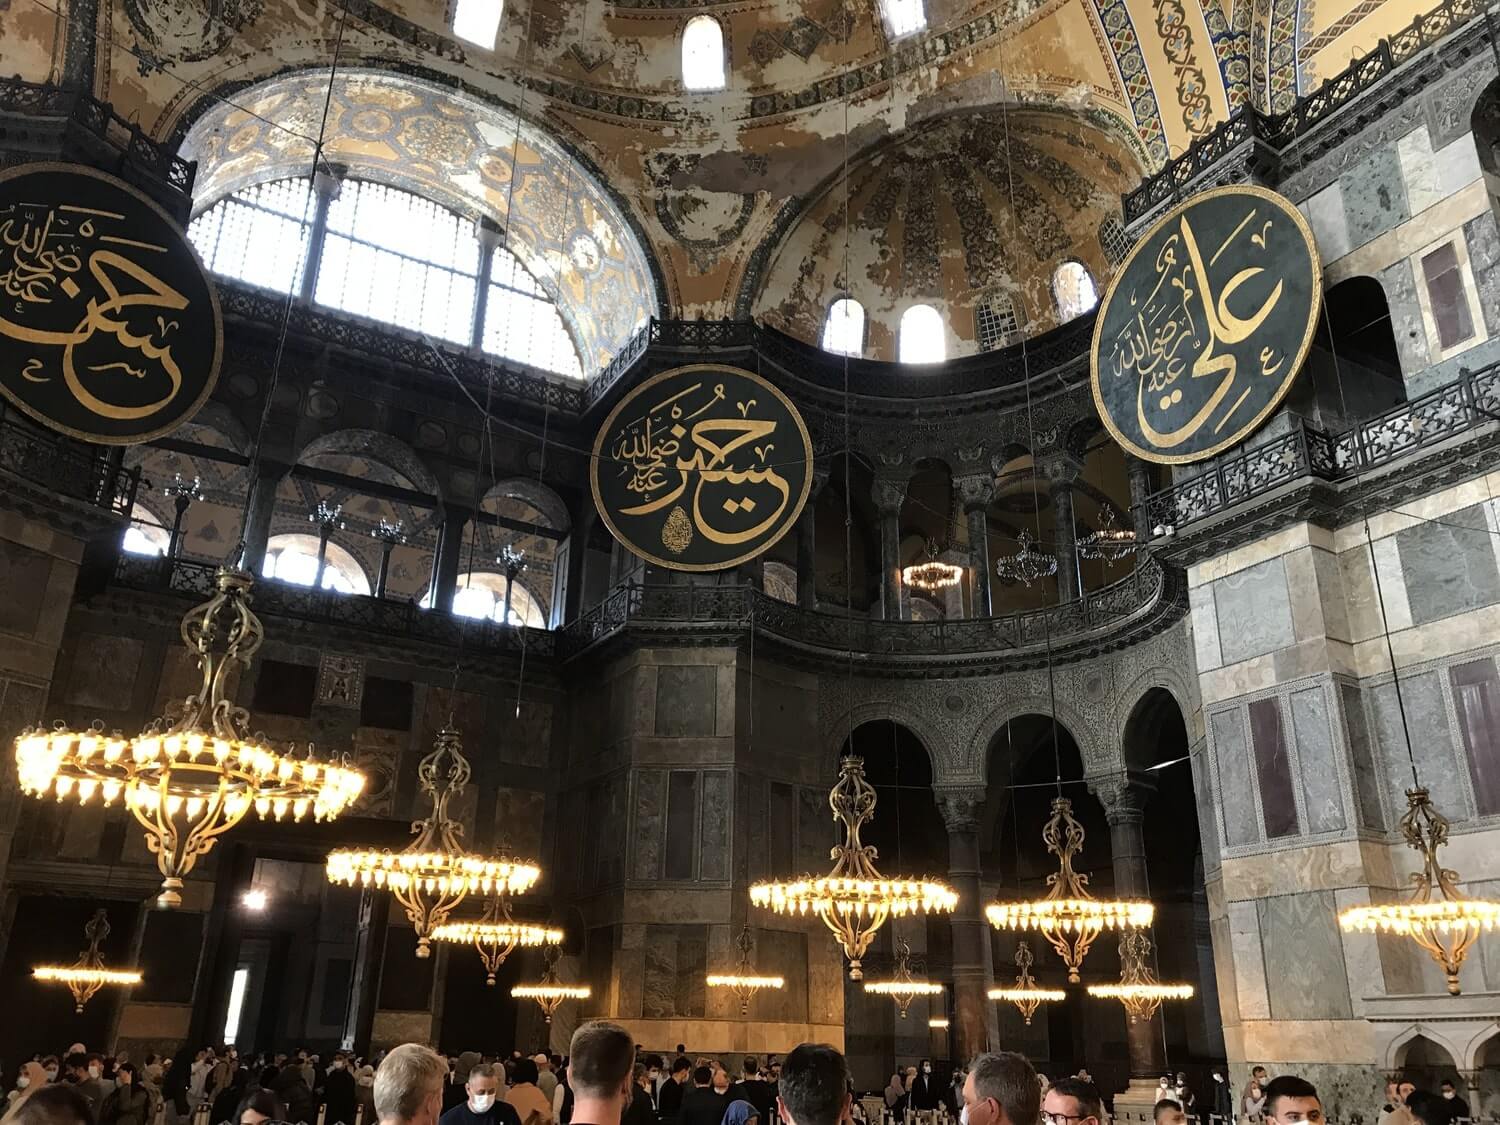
{"left": 1126, "top": 456, "right": 1153, "bottom": 541}
{"left": 797, "top": 503, "right": 817, "bottom": 609}
{"left": 342, "top": 889, "right": 390, "bottom": 1053}
{"left": 872, "top": 477, "right": 907, "bottom": 620}
{"left": 938, "top": 789, "right": 998, "bottom": 1064}
{"left": 966, "top": 505, "right": 991, "bottom": 617}
{"left": 61, "top": 0, "right": 99, "bottom": 89}
{"left": 186, "top": 845, "right": 254, "bottom": 1048}
{"left": 428, "top": 505, "right": 469, "bottom": 613}
{"left": 1051, "top": 481, "right": 1081, "bottom": 603}
{"left": 240, "top": 461, "right": 288, "bottom": 576}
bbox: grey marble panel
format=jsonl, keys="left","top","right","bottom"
{"left": 754, "top": 928, "right": 808, "bottom": 1022}
{"left": 1466, "top": 211, "right": 1500, "bottom": 337}
{"left": 61, "top": 633, "right": 143, "bottom": 711}
{"left": 656, "top": 665, "right": 716, "bottom": 737}
{"left": 699, "top": 770, "right": 730, "bottom": 881}
{"left": 1397, "top": 502, "right": 1500, "bottom": 624}
{"left": 770, "top": 781, "right": 794, "bottom": 874}
{"left": 642, "top": 937, "right": 675, "bottom": 1019}
{"left": 665, "top": 771, "right": 698, "bottom": 880}
{"left": 603, "top": 776, "right": 628, "bottom": 887}
{"left": 1211, "top": 707, "right": 1259, "bottom": 847}
{"left": 675, "top": 926, "right": 707, "bottom": 1018}
{"left": 1339, "top": 682, "right": 1386, "bottom": 831}
{"left": 1213, "top": 559, "right": 1295, "bottom": 665}
{"left": 1341, "top": 143, "right": 1410, "bottom": 248}
{"left": 797, "top": 784, "right": 830, "bottom": 872}
{"left": 1290, "top": 686, "right": 1346, "bottom": 833}
{"left": 736, "top": 771, "right": 766, "bottom": 884}
{"left": 495, "top": 787, "right": 546, "bottom": 865}
{"left": 0, "top": 678, "right": 45, "bottom": 742}
{"left": 1257, "top": 890, "right": 1353, "bottom": 1020}
{"left": 1380, "top": 257, "right": 1434, "bottom": 391}
{"left": 1370, "top": 670, "right": 1469, "bottom": 818}
{"left": 1191, "top": 748, "right": 1221, "bottom": 872}
{"left": 633, "top": 769, "right": 666, "bottom": 881}
{"left": 0, "top": 539, "right": 50, "bottom": 636}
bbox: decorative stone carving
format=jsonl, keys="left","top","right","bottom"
{"left": 955, "top": 472, "right": 996, "bottom": 512}
{"left": 871, "top": 477, "right": 908, "bottom": 516}
{"left": 317, "top": 653, "right": 365, "bottom": 709}
{"left": 935, "top": 787, "right": 987, "bottom": 834}
{"left": 1089, "top": 771, "right": 1155, "bottom": 825}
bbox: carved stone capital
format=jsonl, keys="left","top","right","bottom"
{"left": 1088, "top": 771, "right": 1155, "bottom": 826}
{"left": 871, "top": 476, "right": 908, "bottom": 517}
{"left": 1036, "top": 449, "right": 1084, "bottom": 488}
{"left": 954, "top": 472, "right": 996, "bottom": 513}
{"left": 934, "top": 786, "right": 987, "bottom": 834}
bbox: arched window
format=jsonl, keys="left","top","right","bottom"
{"left": 452, "top": 0, "right": 502, "bottom": 48}
{"left": 682, "top": 16, "right": 726, "bottom": 91}
{"left": 821, "top": 297, "right": 865, "bottom": 357}
{"left": 1053, "top": 260, "right": 1099, "bottom": 321}
{"left": 189, "top": 178, "right": 584, "bottom": 379}
{"left": 1098, "top": 216, "right": 1132, "bottom": 265}
{"left": 976, "top": 292, "right": 1021, "bottom": 351}
{"left": 435, "top": 571, "right": 545, "bottom": 626}
{"left": 263, "top": 533, "right": 371, "bottom": 595}
{"left": 880, "top": 0, "right": 926, "bottom": 37}
{"left": 123, "top": 505, "right": 171, "bottom": 557}
{"left": 899, "top": 304, "right": 945, "bottom": 364}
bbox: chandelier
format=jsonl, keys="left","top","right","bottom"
{"left": 988, "top": 940, "right": 1064, "bottom": 1025}
{"left": 513, "top": 945, "right": 590, "bottom": 1023}
{"left": 1339, "top": 787, "right": 1500, "bottom": 995}
{"left": 33, "top": 909, "right": 141, "bottom": 1013}
{"left": 15, "top": 569, "right": 366, "bottom": 908}
{"left": 431, "top": 897, "right": 563, "bottom": 986}
{"left": 863, "top": 936, "right": 944, "bottom": 1018}
{"left": 1076, "top": 507, "right": 1138, "bottom": 563}
{"left": 987, "top": 797, "right": 1153, "bottom": 982}
{"left": 928, "top": 1017, "right": 950, "bottom": 1029}
{"left": 327, "top": 728, "right": 540, "bottom": 958}
{"left": 1087, "top": 930, "right": 1192, "bottom": 1021}
{"left": 994, "top": 529, "right": 1059, "bottom": 587}
{"left": 707, "top": 925, "right": 785, "bottom": 1015}
{"left": 902, "top": 540, "right": 964, "bottom": 593}
{"left": 750, "top": 756, "right": 957, "bottom": 980}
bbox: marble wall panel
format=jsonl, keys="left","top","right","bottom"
{"left": 0, "top": 539, "right": 49, "bottom": 637}
{"left": 634, "top": 769, "right": 666, "bottom": 881}
{"left": 656, "top": 666, "right": 716, "bottom": 737}
{"left": 1397, "top": 502, "right": 1500, "bottom": 625}
{"left": 498, "top": 698, "right": 554, "bottom": 768}
{"left": 737, "top": 772, "right": 768, "bottom": 884}
{"left": 700, "top": 770, "right": 730, "bottom": 881}
{"left": 602, "top": 775, "right": 628, "bottom": 888}
{"left": 0, "top": 678, "right": 45, "bottom": 741}
{"left": 770, "top": 782, "right": 794, "bottom": 873}
{"left": 59, "top": 633, "right": 142, "bottom": 711}
{"left": 1209, "top": 912, "right": 1240, "bottom": 1026}
{"left": 495, "top": 787, "right": 546, "bottom": 866}
{"left": 1211, "top": 707, "right": 1259, "bottom": 847}
{"left": 1341, "top": 143, "right": 1411, "bottom": 249}
{"left": 675, "top": 926, "right": 707, "bottom": 1018}
{"left": 1466, "top": 210, "right": 1500, "bottom": 339}
{"left": 1227, "top": 899, "right": 1270, "bottom": 1020}
{"left": 753, "top": 927, "right": 808, "bottom": 1023}
{"left": 1304, "top": 182, "right": 1352, "bottom": 260}
{"left": 642, "top": 939, "right": 675, "bottom": 1019}
{"left": 1257, "top": 890, "right": 1353, "bottom": 1020}
{"left": 1290, "top": 686, "right": 1346, "bottom": 834}
{"left": 665, "top": 771, "right": 699, "bottom": 881}
{"left": 1250, "top": 698, "right": 1301, "bottom": 839}
{"left": 1213, "top": 559, "right": 1296, "bottom": 665}
{"left": 1380, "top": 258, "right": 1435, "bottom": 388}
{"left": 1370, "top": 671, "right": 1467, "bottom": 819}
{"left": 797, "top": 785, "right": 830, "bottom": 873}
{"left": 1338, "top": 683, "right": 1386, "bottom": 831}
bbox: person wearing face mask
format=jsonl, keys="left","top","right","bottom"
{"left": 440, "top": 1064, "right": 521, "bottom": 1125}
{"left": 40, "top": 1059, "right": 59, "bottom": 1087}
{"left": 5, "top": 1064, "right": 48, "bottom": 1115}
{"left": 64, "top": 1054, "right": 105, "bottom": 1115}
{"left": 621, "top": 1065, "right": 655, "bottom": 1125}
{"left": 730, "top": 1058, "right": 775, "bottom": 1122}
{"left": 100, "top": 1064, "right": 150, "bottom": 1125}
{"left": 355, "top": 1061, "right": 378, "bottom": 1124}
{"left": 962, "top": 1053, "right": 1040, "bottom": 1125}
{"left": 910, "top": 1062, "right": 939, "bottom": 1112}
{"left": 1438, "top": 1081, "right": 1469, "bottom": 1120}
{"left": 1212, "top": 1071, "right": 1234, "bottom": 1124}
{"left": 322, "top": 1054, "right": 357, "bottom": 1125}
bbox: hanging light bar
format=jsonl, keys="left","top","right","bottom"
{"left": 1086, "top": 931, "right": 1192, "bottom": 1022}
{"left": 706, "top": 926, "right": 784, "bottom": 1015}
{"left": 987, "top": 940, "right": 1064, "bottom": 1025}
{"left": 863, "top": 937, "right": 944, "bottom": 1018}
{"left": 33, "top": 909, "right": 141, "bottom": 1013}
{"left": 431, "top": 896, "right": 563, "bottom": 986}
{"left": 513, "top": 945, "right": 590, "bottom": 1023}
{"left": 993, "top": 529, "right": 1058, "bottom": 587}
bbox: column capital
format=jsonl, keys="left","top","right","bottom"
{"left": 954, "top": 472, "right": 996, "bottom": 513}
{"left": 475, "top": 215, "right": 504, "bottom": 251}
{"left": 1088, "top": 770, "right": 1156, "bottom": 825}
{"left": 871, "top": 475, "right": 908, "bottom": 516}
{"left": 1035, "top": 448, "right": 1084, "bottom": 489}
{"left": 935, "top": 786, "right": 987, "bottom": 833}
{"left": 810, "top": 466, "right": 831, "bottom": 499}
{"left": 312, "top": 164, "right": 345, "bottom": 200}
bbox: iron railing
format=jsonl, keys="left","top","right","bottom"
{"left": 111, "top": 555, "right": 556, "bottom": 658}
{"left": 1142, "top": 362, "right": 1500, "bottom": 531}
{"left": 0, "top": 409, "right": 138, "bottom": 517}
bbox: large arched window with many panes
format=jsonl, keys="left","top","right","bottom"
{"left": 899, "top": 304, "right": 945, "bottom": 364}
{"left": 682, "top": 16, "right": 727, "bottom": 91}
{"left": 821, "top": 297, "right": 866, "bottom": 357}
{"left": 189, "top": 177, "right": 584, "bottom": 379}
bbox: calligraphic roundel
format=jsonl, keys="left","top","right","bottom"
{"left": 1090, "top": 184, "right": 1322, "bottom": 465}
{"left": 592, "top": 364, "right": 814, "bottom": 572}
{"left": 0, "top": 162, "right": 223, "bottom": 444}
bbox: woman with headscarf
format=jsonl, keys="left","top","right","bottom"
{"left": 723, "top": 1100, "right": 760, "bottom": 1125}
{"left": 884, "top": 1075, "right": 906, "bottom": 1114}
{"left": 4, "top": 1064, "right": 48, "bottom": 1118}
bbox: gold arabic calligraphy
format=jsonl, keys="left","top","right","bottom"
{"left": 1, "top": 193, "right": 189, "bottom": 423}
{"left": 608, "top": 380, "right": 793, "bottom": 554}
{"left": 1105, "top": 202, "right": 1295, "bottom": 450}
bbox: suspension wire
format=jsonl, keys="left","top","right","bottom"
{"left": 840, "top": 0, "right": 858, "bottom": 760}
{"left": 228, "top": 0, "right": 350, "bottom": 568}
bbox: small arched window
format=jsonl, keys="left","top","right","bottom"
{"left": 1098, "top": 216, "right": 1132, "bottom": 265}
{"left": 452, "top": 0, "right": 503, "bottom": 48}
{"left": 976, "top": 292, "right": 1021, "bottom": 351}
{"left": 123, "top": 505, "right": 170, "bottom": 557}
{"left": 899, "top": 304, "right": 945, "bottom": 364}
{"left": 683, "top": 16, "right": 727, "bottom": 91}
{"left": 426, "top": 571, "right": 546, "bottom": 626}
{"left": 821, "top": 297, "right": 865, "bottom": 357}
{"left": 880, "top": 0, "right": 926, "bottom": 37}
{"left": 1053, "top": 260, "right": 1099, "bottom": 321}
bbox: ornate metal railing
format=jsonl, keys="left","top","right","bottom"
{"left": 0, "top": 409, "right": 138, "bottom": 517}
{"left": 1122, "top": 0, "right": 1489, "bottom": 222}
{"left": 111, "top": 554, "right": 556, "bottom": 658}
{"left": 0, "top": 76, "right": 196, "bottom": 201}
{"left": 561, "top": 556, "right": 1177, "bottom": 664}
{"left": 1142, "top": 362, "right": 1500, "bottom": 530}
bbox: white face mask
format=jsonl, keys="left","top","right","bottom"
{"left": 16, "top": 1078, "right": 30, "bottom": 1091}
{"left": 471, "top": 1094, "right": 496, "bottom": 1112}
{"left": 89, "top": 1068, "right": 102, "bottom": 1080}
{"left": 45, "top": 1071, "right": 57, "bottom": 1082}
{"left": 960, "top": 1107, "right": 969, "bottom": 1125}
{"left": 923, "top": 1067, "right": 931, "bottom": 1075}
{"left": 1443, "top": 1093, "right": 1455, "bottom": 1101}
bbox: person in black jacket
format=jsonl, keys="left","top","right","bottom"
{"left": 272, "top": 1065, "right": 315, "bottom": 1125}
{"left": 729, "top": 1060, "right": 774, "bottom": 1123}
{"left": 209, "top": 1068, "right": 249, "bottom": 1125}
{"left": 438, "top": 1063, "right": 522, "bottom": 1125}
{"left": 622, "top": 1066, "right": 656, "bottom": 1125}
{"left": 677, "top": 1069, "right": 725, "bottom": 1125}
{"left": 323, "top": 1054, "right": 358, "bottom": 1125}
{"left": 659, "top": 1059, "right": 692, "bottom": 1124}
{"left": 909, "top": 1063, "right": 939, "bottom": 1112}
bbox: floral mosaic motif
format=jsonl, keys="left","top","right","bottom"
{"left": 1269, "top": 0, "right": 1300, "bottom": 111}
{"left": 124, "top": 0, "right": 263, "bottom": 70}
{"left": 1251, "top": 0, "right": 1271, "bottom": 107}
{"left": 901, "top": 164, "right": 942, "bottom": 294}
{"left": 1153, "top": 0, "right": 1215, "bottom": 134}
{"left": 941, "top": 157, "right": 1005, "bottom": 288}
{"left": 1203, "top": 0, "right": 1253, "bottom": 109}
{"left": 1092, "top": 0, "right": 1170, "bottom": 164}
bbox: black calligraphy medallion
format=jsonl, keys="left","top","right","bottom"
{"left": 0, "top": 162, "right": 223, "bottom": 445}
{"left": 591, "top": 364, "right": 814, "bottom": 572}
{"left": 1090, "top": 184, "right": 1321, "bottom": 465}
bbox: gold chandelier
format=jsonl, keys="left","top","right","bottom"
{"left": 327, "top": 728, "right": 540, "bottom": 958}
{"left": 15, "top": 569, "right": 366, "bottom": 908}
{"left": 1339, "top": 787, "right": 1500, "bottom": 995}
{"left": 707, "top": 925, "right": 784, "bottom": 1015}
{"left": 988, "top": 940, "right": 1064, "bottom": 1025}
{"left": 987, "top": 797, "right": 1153, "bottom": 982}
{"left": 34, "top": 909, "right": 141, "bottom": 1013}
{"left": 863, "top": 935, "right": 943, "bottom": 1018}
{"left": 1087, "top": 930, "right": 1192, "bottom": 1021}
{"left": 750, "top": 756, "right": 957, "bottom": 980}
{"left": 902, "top": 540, "right": 964, "bottom": 592}
{"left": 513, "top": 944, "right": 590, "bottom": 1023}
{"left": 431, "top": 897, "right": 563, "bottom": 986}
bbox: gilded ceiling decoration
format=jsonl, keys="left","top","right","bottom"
{"left": 177, "top": 68, "right": 660, "bottom": 370}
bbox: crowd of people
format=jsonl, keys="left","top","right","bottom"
{"left": 0, "top": 1036, "right": 1483, "bottom": 1125}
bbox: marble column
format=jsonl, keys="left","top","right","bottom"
{"left": 1038, "top": 450, "right": 1083, "bottom": 602}
{"left": 428, "top": 504, "right": 469, "bottom": 613}
{"left": 873, "top": 476, "right": 908, "bottom": 620}
{"left": 1091, "top": 772, "right": 1167, "bottom": 1083}
{"left": 240, "top": 460, "right": 288, "bottom": 575}
{"left": 955, "top": 473, "right": 995, "bottom": 617}
{"left": 937, "top": 786, "right": 999, "bottom": 1064}
{"left": 797, "top": 471, "right": 828, "bottom": 610}
{"left": 299, "top": 168, "right": 342, "bottom": 305}
{"left": 1126, "top": 456, "right": 1154, "bottom": 542}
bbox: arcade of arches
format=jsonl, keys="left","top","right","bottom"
{"left": 4, "top": 0, "right": 1500, "bottom": 1117}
